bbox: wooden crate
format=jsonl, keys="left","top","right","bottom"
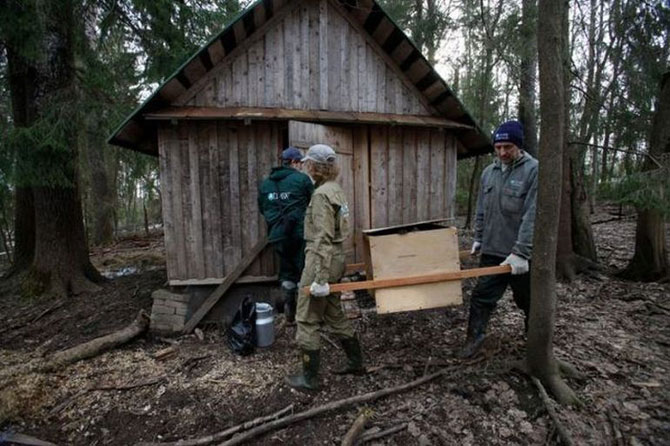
{"left": 363, "top": 221, "right": 462, "bottom": 314}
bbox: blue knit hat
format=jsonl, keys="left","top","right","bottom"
{"left": 281, "top": 146, "right": 303, "bottom": 161}
{"left": 493, "top": 120, "right": 524, "bottom": 149}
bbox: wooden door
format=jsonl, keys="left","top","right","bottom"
{"left": 288, "top": 121, "right": 369, "bottom": 263}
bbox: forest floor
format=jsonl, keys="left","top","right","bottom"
{"left": 0, "top": 204, "right": 669, "bottom": 446}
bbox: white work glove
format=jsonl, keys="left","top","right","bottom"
{"left": 501, "top": 253, "right": 529, "bottom": 275}
{"left": 309, "top": 281, "right": 330, "bottom": 297}
{"left": 470, "top": 241, "right": 482, "bottom": 255}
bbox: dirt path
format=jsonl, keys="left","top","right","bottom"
{"left": 1, "top": 211, "right": 668, "bottom": 445}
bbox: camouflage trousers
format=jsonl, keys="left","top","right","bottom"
{"left": 295, "top": 250, "right": 354, "bottom": 350}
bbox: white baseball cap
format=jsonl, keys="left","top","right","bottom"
{"left": 302, "top": 144, "right": 337, "bottom": 164}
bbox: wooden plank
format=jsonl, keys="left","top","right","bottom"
{"left": 416, "top": 128, "right": 431, "bottom": 221}
{"left": 387, "top": 126, "right": 402, "bottom": 226}
{"left": 157, "top": 126, "right": 178, "bottom": 281}
{"left": 429, "top": 129, "right": 446, "bottom": 219}
{"left": 401, "top": 127, "right": 417, "bottom": 223}
{"left": 183, "top": 239, "right": 268, "bottom": 333}
{"left": 208, "top": 123, "right": 224, "bottom": 277}
{"left": 283, "top": 9, "right": 295, "bottom": 108}
{"left": 303, "top": 264, "right": 511, "bottom": 297}
{"left": 300, "top": 3, "right": 311, "bottom": 110}
{"left": 308, "top": 1, "right": 320, "bottom": 109}
{"left": 188, "top": 124, "right": 206, "bottom": 278}
{"left": 246, "top": 126, "right": 260, "bottom": 275}
{"left": 218, "top": 124, "right": 234, "bottom": 274}
{"left": 228, "top": 127, "right": 243, "bottom": 265}
{"left": 319, "top": 0, "right": 329, "bottom": 109}
{"left": 365, "top": 45, "right": 377, "bottom": 112}
{"left": 348, "top": 22, "right": 359, "bottom": 111}
{"left": 144, "top": 106, "right": 474, "bottom": 129}
{"left": 198, "top": 123, "right": 214, "bottom": 277}
{"left": 247, "top": 40, "right": 260, "bottom": 107}
{"left": 375, "top": 53, "right": 387, "bottom": 112}
{"left": 170, "top": 274, "right": 278, "bottom": 287}
{"left": 327, "top": 6, "right": 344, "bottom": 111}
{"left": 445, "top": 133, "right": 458, "bottom": 219}
{"left": 357, "top": 32, "right": 366, "bottom": 112}
{"left": 352, "top": 126, "right": 370, "bottom": 262}
{"left": 369, "top": 125, "right": 388, "bottom": 228}
{"left": 232, "top": 51, "right": 247, "bottom": 107}
{"left": 175, "top": 124, "right": 190, "bottom": 278}
{"left": 237, "top": 127, "right": 252, "bottom": 271}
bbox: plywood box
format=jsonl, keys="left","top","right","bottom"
{"left": 363, "top": 221, "right": 462, "bottom": 314}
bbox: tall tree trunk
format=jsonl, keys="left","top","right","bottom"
{"left": 618, "top": 72, "right": 670, "bottom": 281}
{"left": 6, "top": 0, "right": 102, "bottom": 296}
{"left": 518, "top": 0, "right": 538, "bottom": 158}
{"left": 87, "top": 135, "right": 115, "bottom": 245}
{"left": 529, "top": 0, "right": 579, "bottom": 406}
{"left": 5, "top": 43, "right": 37, "bottom": 274}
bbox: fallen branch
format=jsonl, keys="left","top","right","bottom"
{"left": 219, "top": 366, "right": 457, "bottom": 446}
{"left": 358, "top": 424, "right": 407, "bottom": 444}
{"left": 45, "top": 310, "right": 150, "bottom": 370}
{"left": 341, "top": 408, "right": 373, "bottom": 446}
{"left": 531, "top": 377, "right": 575, "bottom": 446}
{"left": 136, "top": 404, "right": 294, "bottom": 446}
{"left": 2, "top": 310, "right": 150, "bottom": 382}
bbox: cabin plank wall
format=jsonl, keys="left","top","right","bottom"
{"left": 180, "top": 0, "right": 431, "bottom": 117}
{"left": 159, "top": 122, "right": 282, "bottom": 281}
{"left": 369, "top": 126, "right": 456, "bottom": 229}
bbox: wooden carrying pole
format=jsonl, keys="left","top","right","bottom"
{"left": 303, "top": 265, "right": 512, "bottom": 296}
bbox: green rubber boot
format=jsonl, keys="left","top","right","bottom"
{"left": 286, "top": 350, "right": 320, "bottom": 391}
{"left": 334, "top": 337, "right": 365, "bottom": 375}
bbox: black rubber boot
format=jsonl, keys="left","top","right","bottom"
{"left": 334, "top": 337, "right": 365, "bottom": 375}
{"left": 286, "top": 350, "right": 320, "bottom": 391}
{"left": 459, "top": 306, "right": 491, "bottom": 359}
{"left": 284, "top": 288, "right": 297, "bottom": 325}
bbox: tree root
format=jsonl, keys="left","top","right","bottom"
{"left": 531, "top": 377, "right": 575, "bottom": 446}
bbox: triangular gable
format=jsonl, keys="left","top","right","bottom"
{"left": 109, "top": 0, "right": 491, "bottom": 158}
{"left": 175, "top": 0, "right": 433, "bottom": 118}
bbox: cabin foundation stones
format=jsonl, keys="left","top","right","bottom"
{"left": 150, "top": 289, "right": 190, "bottom": 333}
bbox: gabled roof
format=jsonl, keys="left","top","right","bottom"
{"left": 108, "top": 0, "right": 492, "bottom": 159}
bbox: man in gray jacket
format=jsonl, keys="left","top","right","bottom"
{"left": 461, "top": 120, "right": 538, "bottom": 358}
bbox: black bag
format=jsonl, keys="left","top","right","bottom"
{"left": 227, "top": 296, "right": 257, "bottom": 355}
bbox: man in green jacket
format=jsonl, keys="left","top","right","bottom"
{"left": 286, "top": 144, "right": 365, "bottom": 391}
{"left": 258, "top": 147, "right": 314, "bottom": 323}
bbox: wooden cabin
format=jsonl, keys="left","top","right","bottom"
{"left": 109, "top": 0, "right": 491, "bottom": 294}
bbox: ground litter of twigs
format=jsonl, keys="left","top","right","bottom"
{"left": 0, "top": 206, "right": 669, "bottom": 445}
